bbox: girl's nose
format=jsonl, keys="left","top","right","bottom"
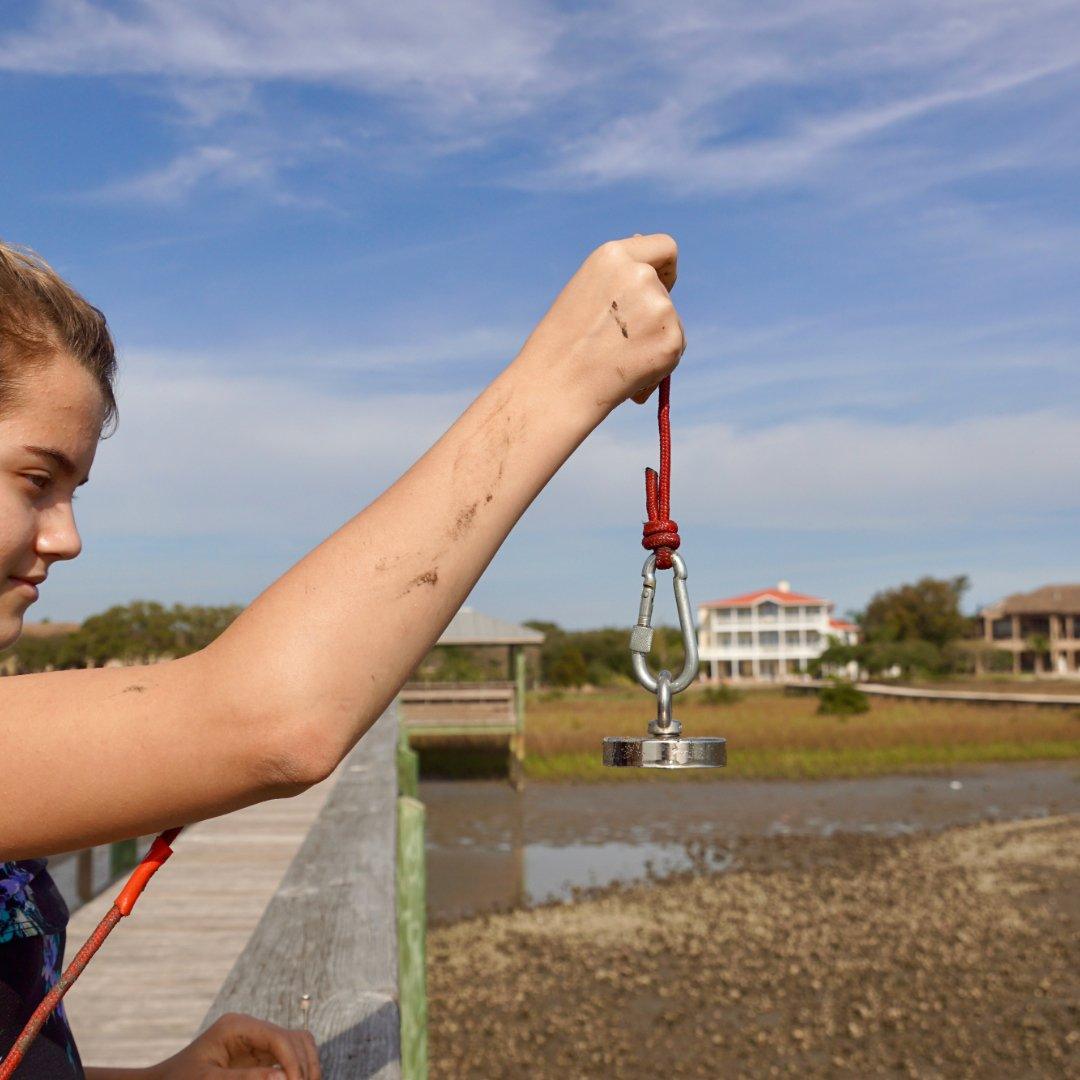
{"left": 37, "top": 501, "right": 83, "bottom": 562}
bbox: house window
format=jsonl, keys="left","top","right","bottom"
{"left": 804, "top": 606, "right": 821, "bottom": 618}
{"left": 759, "top": 631, "right": 779, "bottom": 646}
{"left": 785, "top": 606, "right": 802, "bottom": 620}
{"left": 758, "top": 601, "right": 779, "bottom": 619}
{"left": 991, "top": 618, "right": 1013, "bottom": 640}
{"left": 785, "top": 631, "right": 801, "bottom": 645}
{"left": 736, "top": 607, "right": 753, "bottom": 622}
{"left": 718, "top": 633, "right": 732, "bottom": 647}
{"left": 737, "top": 632, "right": 753, "bottom": 646}
{"left": 806, "top": 630, "right": 820, "bottom": 645}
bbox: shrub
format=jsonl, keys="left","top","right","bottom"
{"left": 818, "top": 680, "right": 870, "bottom": 716}
{"left": 548, "top": 645, "right": 588, "bottom": 687}
{"left": 700, "top": 682, "right": 743, "bottom": 706}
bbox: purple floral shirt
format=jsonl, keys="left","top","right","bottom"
{"left": 0, "top": 860, "right": 83, "bottom": 1077}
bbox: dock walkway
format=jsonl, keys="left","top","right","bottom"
{"left": 788, "top": 679, "right": 1080, "bottom": 708}
{"left": 63, "top": 767, "right": 342, "bottom": 1069}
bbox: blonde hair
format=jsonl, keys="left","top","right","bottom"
{"left": 0, "top": 240, "right": 117, "bottom": 433}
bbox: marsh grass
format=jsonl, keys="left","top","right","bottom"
{"left": 522, "top": 685, "right": 1080, "bottom": 781}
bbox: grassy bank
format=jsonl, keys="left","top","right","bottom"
{"left": 513, "top": 685, "right": 1080, "bottom": 781}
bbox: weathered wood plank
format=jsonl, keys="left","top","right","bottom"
{"left": 788, "top": 679, "right": 1080, "bottom": 707}
{"left": 404, "top": 711, "right": 515, "bottom": 726}
{"left": 65, "top": 772, "right": 339, "bottom": 1066}
{"left": 202, "top": 707, "right": 402, "bottom": 1079}
{"left": 396, "top": 796, "right": 427, "bottom": 1080}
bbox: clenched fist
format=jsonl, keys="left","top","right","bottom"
{"left": 520, "top": 234, "right": 685, "bottom": 412}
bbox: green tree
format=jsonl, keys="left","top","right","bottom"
{"left": 863, "top": 639, "right": 945, "bottom": 678}
{"left": 425, "top": 645, "right": 487, "bottom": 682}
{"left": 1027, "top": 633, "right": 1050, "bottom": 675}
{"left": 524, "top": 618, "right": 686, "bottom": 687}
{"left": 4, "top": 601, "right": 243, "bottom": 673}
{"left": 860, "top": 576, "right": 972, "bottom": 650}
{"left": 548, "top": 644, "right": 588, "bottom": 687}
{"left": 809, "top": 636, "right": 858, "bottom": 677}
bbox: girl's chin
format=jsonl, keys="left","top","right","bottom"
{"left": 0, "top": 612, "right": 24, "bottom": 651}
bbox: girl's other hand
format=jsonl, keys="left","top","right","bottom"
{"left": 151, "top": 1013, "right": 320, "bottom": 1079}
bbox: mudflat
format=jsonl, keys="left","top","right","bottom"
{"left": 429, "top": 815, "right": 1079, "bottom": 1078}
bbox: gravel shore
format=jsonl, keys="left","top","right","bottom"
{"left": 429, "top": 816, "right": 1078, "bottom": 1078}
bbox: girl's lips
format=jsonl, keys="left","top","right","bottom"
{"left": 9, "top": 578, "right": 39, "bottom": 600}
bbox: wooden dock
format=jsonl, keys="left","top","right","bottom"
{"left": 61, "top": 707, "right": 422, "bottom": 1078}
{"left": 787, "top": 679, "right": 1080, "bottom": 707}
{"left": 63, "top": 762, "right": 342, "bottom": 1067}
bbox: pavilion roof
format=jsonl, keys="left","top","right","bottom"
{"left": 437, "top": 606, "right": 545, "bottom": 646}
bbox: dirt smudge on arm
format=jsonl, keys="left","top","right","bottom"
{"left": 609, "top": 301, "right": 629, "bottom": 339}
{"left": 450, "top": 501, "right": 479, "bottom": 540}
{"left": 400, "top": 568, "right": 440, "bottom": 596}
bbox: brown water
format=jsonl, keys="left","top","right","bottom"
{"left": 422, "top": 762, "right": 1080, "bottom": 922}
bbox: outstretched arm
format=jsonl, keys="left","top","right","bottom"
{"left": 1, "top": 235, "right": 683, "bottom": 860}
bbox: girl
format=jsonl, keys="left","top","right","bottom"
{"left": 0, "top": 234, "right": 684, "bottom": 1078}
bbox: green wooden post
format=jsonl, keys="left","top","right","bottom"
{"left": 397, "top": 725, "right": 419, "bottom": 799}
{"left": 514, "top": 646, "right": 526, "bottom": 732}
{"left": 510, "top": 646, "right": 527, "bottom": 788}
{"left": 397, "top": 795, "right": 427, "bottom": 1080}
{"left": 110, "top": 839, "right": 137, "bottom": 879}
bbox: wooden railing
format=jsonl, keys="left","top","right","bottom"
{"left": 786, "top": 679, "right": 1080, "bottom": 707}
{"left": 49, "top": 837, "right": 153, "bottom": 915}
{"left": 400, "top": 673, "right": 526, "bottom": 788}
{"left": 201, "top": 705, "right": 428, "bottom": 1079}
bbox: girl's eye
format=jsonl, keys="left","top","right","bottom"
{"left": 23, "top": 474, "right": 50, "bottom": 491}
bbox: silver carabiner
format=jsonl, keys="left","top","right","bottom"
{"left": 629, "top": 551, "right": 700, "bottom": 695}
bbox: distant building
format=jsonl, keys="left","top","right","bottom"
{"left": 19, "top": 620, "right": 80, "bottom": 638}
{"left": 977, "top": 584, "right": 1080, "bottom": 676}
{"left": 697, "top": 580, "right": 858, "bottom": 682}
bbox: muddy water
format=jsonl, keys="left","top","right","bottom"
{"left": 422, "top": 762, "right": 1080, "bottom": 921}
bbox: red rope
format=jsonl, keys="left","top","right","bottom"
{"left": 0, "top": 828, "right": 181, "bottom": 1079}
{"left": 0, "top": 906, "right": 123, "bottom": 1080}
{"left": 642, "top": 375, "right": 680, "bottom": 570}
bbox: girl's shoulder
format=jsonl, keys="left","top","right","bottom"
{"left": 0, "top": 859, "right": 69, "bottom": 944}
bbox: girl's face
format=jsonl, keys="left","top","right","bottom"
{"left": 0, "top": 354, "right": 105, "bottom": 649}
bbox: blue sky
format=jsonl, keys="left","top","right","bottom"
{"left": 3, "top": 0, "right": 1079, "bottom": 628}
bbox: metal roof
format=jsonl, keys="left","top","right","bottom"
{"left": 437, "top": 606, "right": 545, "bottom": 646}
{"left": 700, "top": 585, "right": 829, "bottom": 609}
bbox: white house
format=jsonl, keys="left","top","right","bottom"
{"left": 697, "top": 580, "right": 858, "bottom": 682}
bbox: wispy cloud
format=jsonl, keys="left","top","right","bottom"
{"left": 39, "top": 343, "right": 1078, "bottom": 621}
{"left": 93, "top": 144, "right": 275, "bottom": 204}
{"left": 0, "top": 1, "right": 565, "bottom": 119}
{"left": 534, "top": 1, "right": 1080, "bottom": 195}
{"left": 5, "top": 0, "right": 1079, "bottom": 207}
{"left": 84, "top": 348, "right": 1080, "bottom": 544}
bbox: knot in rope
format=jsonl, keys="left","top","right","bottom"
{"left": 641, "top": 376, "right": 680, "bottom": 571}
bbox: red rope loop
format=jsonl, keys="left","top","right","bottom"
{"left": 642, "top": 376, "right": 680, "bottom": 570}
{"left": 0, "top": 827, "right": 182, "bottom": 1079}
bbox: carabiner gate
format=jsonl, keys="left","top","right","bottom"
{"left": 602, "top": 549, "right": 726, "bottom": 768}
{"left": 629, "top": 551, "right": 699, "bottom": 694}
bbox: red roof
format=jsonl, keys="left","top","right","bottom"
{"left": 829, "top": 618, "right": 858, "bottom": 632}
{"left": 700, "top": 587, "right": 829, "bottom": 609}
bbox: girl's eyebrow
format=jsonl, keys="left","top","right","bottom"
{"left": 23, "top": 444, "right": 90, "bottom": 486}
